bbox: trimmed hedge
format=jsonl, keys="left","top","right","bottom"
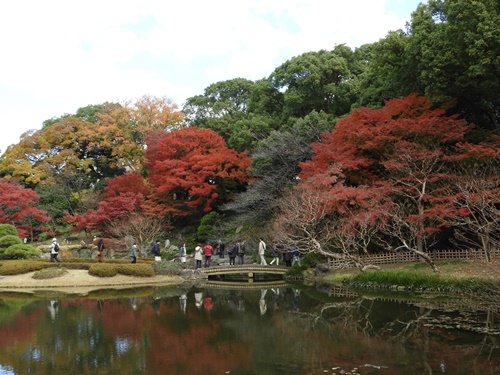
{"left": 88, "top": 264, "right": 118, "bottom": 277}
{"left": 0, "top": 261, "right": 55, "bottom": 275}
{"left": 0, "top": 235, "right": 22, "bottom": 249}
{"left": 0, "top": 224, "right": 17, "bottom": 238}
{"left": 88, "top": 263, "right": 155, "bottom": 278}
{"left": 2, "top": 244, "right": 40, "bottom": 260}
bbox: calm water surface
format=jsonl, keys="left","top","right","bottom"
{"left": 0, "top": 283, "right": 499, "bottom": 375}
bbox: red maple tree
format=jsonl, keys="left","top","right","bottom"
{"left": 65, "top": 173, "right": 149, "bottom": 233}
{"left": 0, "top": 180, "right": 50, "bottom": 238}
{"left": 146, "top": 127, "right": 251, "bottom": 218}
{"left": 295, "top": 94, "right": 484, "bottom": 271}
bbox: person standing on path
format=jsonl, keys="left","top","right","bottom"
{"left": 258, "top": 238, "right": 267, "bottom": 266}
{"left": 284, "top": 248, "right": 292, "bottom": 267}
{"left": 194, "top": 243, "right": 203, "bottom": 269}
{"left": 291, "top": 242, "right": 301, "bottom": 267}
{"left": 237, "top": 240, "right": 245, "bottom": 265}
{"left": 129, "top": 243, "right": 138, "bottom": 263}
{"left": 48, "top": 238, "right": 61, "bottom": 263}
{"left": 96, "top": 238, "right": 105, "bottom": 263}
{"left": 179, "top": 242, "right": 187, "bottom": 265}
{"left": 269, "top": 243, "right": 280, "bottom": 266}
{"left": 203, "top": 242, "right": 213, "bottom": 268}
{"left": 228, "top": 242, "right": 236, "bottom": 265}
{"left": 217, "top": 239, "right": 225, "bottom": 258}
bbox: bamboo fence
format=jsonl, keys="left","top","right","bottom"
{"left": 328, "top": 248, "right": 500, "bottom": 269}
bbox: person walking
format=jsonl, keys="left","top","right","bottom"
{"left": 179, "top": 242, "right": 187, "bottom": 265}
{"left": 96, "top": 238, "right": 105, "bottom": 263}
{"left": 258, "top": 238, "right": 267, "bottom": 266}
{"left": 291, "top": 243, "right": 301, "bottom": 267}
{"left": 228, "top": 242, "right": 236, "bottom": 265}
{"left": 152, "top": 240, "right": 161, "bottom": 262}
{"left": 269, "top": 243, "right": 280, "bottom": 266}
{"left": 203, "top": 242, "right": 213, "bottom": 268}
{"left": 194, "top": 243, "right": 203, "bottom": 269}
{"left": 236, "top": 240, "right": 245, "bottom": 265}
{"left": 129, "top": 242, "right": 138, "bottom": 263}
{"left": 48, "top": 238, "right": 61, "bottom": 263}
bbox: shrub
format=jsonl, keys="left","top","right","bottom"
{"left": 118, "top": 264, "right": 155, "bottom": 277}
{"left": 0, "top": 261, "right": 54, "bottom": 275}
{"left": 32, "top": 267, "right": 69, "bottom": 279}
{"left": 160, "top": 249, "right": 178, "bottom": 261}
{"left": 152, "top": 260, "right": 184, "bottom": 276}
{"left": 0, "top": 224, "right": 17, "bottom": 238}
{"left": 284, "top": 266, "right": 305, "bottom": 280}
{"left": 88, "top": 263, "right": 155, "bottom": 278}
{"left": 197, "top": 211, "right": 217, "bottom": 242}
{"left": 0, "top": 235, "right": 22, "bottom": 249}
{"left": 88, "top": 264, "right": 119, "bottom": 277}
{"left": 2, "top": 244, "right": 40, "bottom": 260}
{"left": 301, "top": 252, "right": 327, "bottom": 268}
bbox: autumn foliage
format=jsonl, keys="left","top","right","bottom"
{"left": 277, "top": 94, "right": 500, "bottom": 269}
{"left": 0, "top": 180, "right": 49, "bottom": 238}
{"left": 146, "top": 127, "right": 251, "bottom": 217}
{"left": 65, "top": 173, "right": 149, "bottom": 232}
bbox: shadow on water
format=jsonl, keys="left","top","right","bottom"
{"left": 0, "top": 281, "right": 499, "bottom": 374}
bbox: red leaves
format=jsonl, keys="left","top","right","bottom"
{"left": 146, "top": 127, "right": 251, "bottom": 216}
{"left": 65, "top": 173, "right": 148, "bottom": 232}
{"left": 0, "top": 180, "right": 50, "bottom": 237}
{"left": 295, "top": 94, "right": 494, "bottom": 250}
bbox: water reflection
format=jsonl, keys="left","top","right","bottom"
{"left": 0, "top": 284, "right": 499, "bottom": 375}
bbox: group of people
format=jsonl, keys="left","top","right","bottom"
{"left": 193, "top": 240, "right": 246, "bottom": 268}
{"left": 190, "top": 238, "right": 301, "bottom": 268}
{"left": 259, "top": 240, "right": 301, "bottom": 267}
{"left": 126, "top": 237, "right": 302, "bottom": 268}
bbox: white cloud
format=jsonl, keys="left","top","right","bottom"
{"left": 0, "top": 0, "right": 420, "bottom": 154}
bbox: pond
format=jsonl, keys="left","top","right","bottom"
{"left": 0, "top": 282, "right": 499, "bottom": 375}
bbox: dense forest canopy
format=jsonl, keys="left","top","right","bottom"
{"left": 0, "top": 0, "right": 498, "bottom": 267}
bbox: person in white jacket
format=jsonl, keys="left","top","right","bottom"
{"left": 48, "top": 238, "right": 61, "bottom": 263}
{"left": 258, "top": 238, "right": 267, "bottom": 266}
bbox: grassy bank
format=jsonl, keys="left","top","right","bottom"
{"left": 323, "top": 259, "right": 500, "bottom": 293}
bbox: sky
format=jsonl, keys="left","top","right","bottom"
{"left": 0, "top": 0, "right": 423, "bottom": 154}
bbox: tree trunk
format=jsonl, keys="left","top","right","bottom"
{"left": 414, "top": 249, "right": 439, "bottom": 273}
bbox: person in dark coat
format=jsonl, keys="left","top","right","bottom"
{"left": 152, "top": 240, "right": 161, "bottom": 261}
{"left": 228, "top": 242, "right": 236, "bottom": 265}
{"left": 269, "top": 243, "right": 280, "bottom": 265}
{"left": 284, "top": 249, "right": 292, "bottom": 267}
{"left": 97, "top": 238, "right": 105, "bottom": 263}
{"left": 217, "top": 239, "right": 225, "bottom": 258}
{"left": 236, "top": 240, "right": 245, "bottom": 265}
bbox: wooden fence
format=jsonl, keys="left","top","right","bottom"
{"left": 328, "top": 248, "right": 500, "bottom": 269}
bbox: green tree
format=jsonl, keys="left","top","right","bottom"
{"left": 269, "top": 45, "right": 363, "bottom": 121}
{"left": 411, "top": 0, "right": 500, "bottom": 131}
{"left": 222, "top": 111, "right": 333, "bottom": 232}
{"left": 358, "top": 0, "right": 500, "bottom": 131}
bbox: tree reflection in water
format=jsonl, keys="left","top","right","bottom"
{"left": 0, "top": 284, "right": 498, "bottom": 375}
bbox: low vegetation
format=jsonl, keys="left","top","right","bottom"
{"left": 325, "top": 260, "right": 500, "bottom": 293}
{"left": 32, "top": 267, "right": 69, "bottom": 280}
{"left": 0, "top": 258, "right": 156, "bottom": 278}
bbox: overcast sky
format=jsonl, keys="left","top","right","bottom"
{"left": 0, "top": 0, "right": 422, "bottom": 154}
